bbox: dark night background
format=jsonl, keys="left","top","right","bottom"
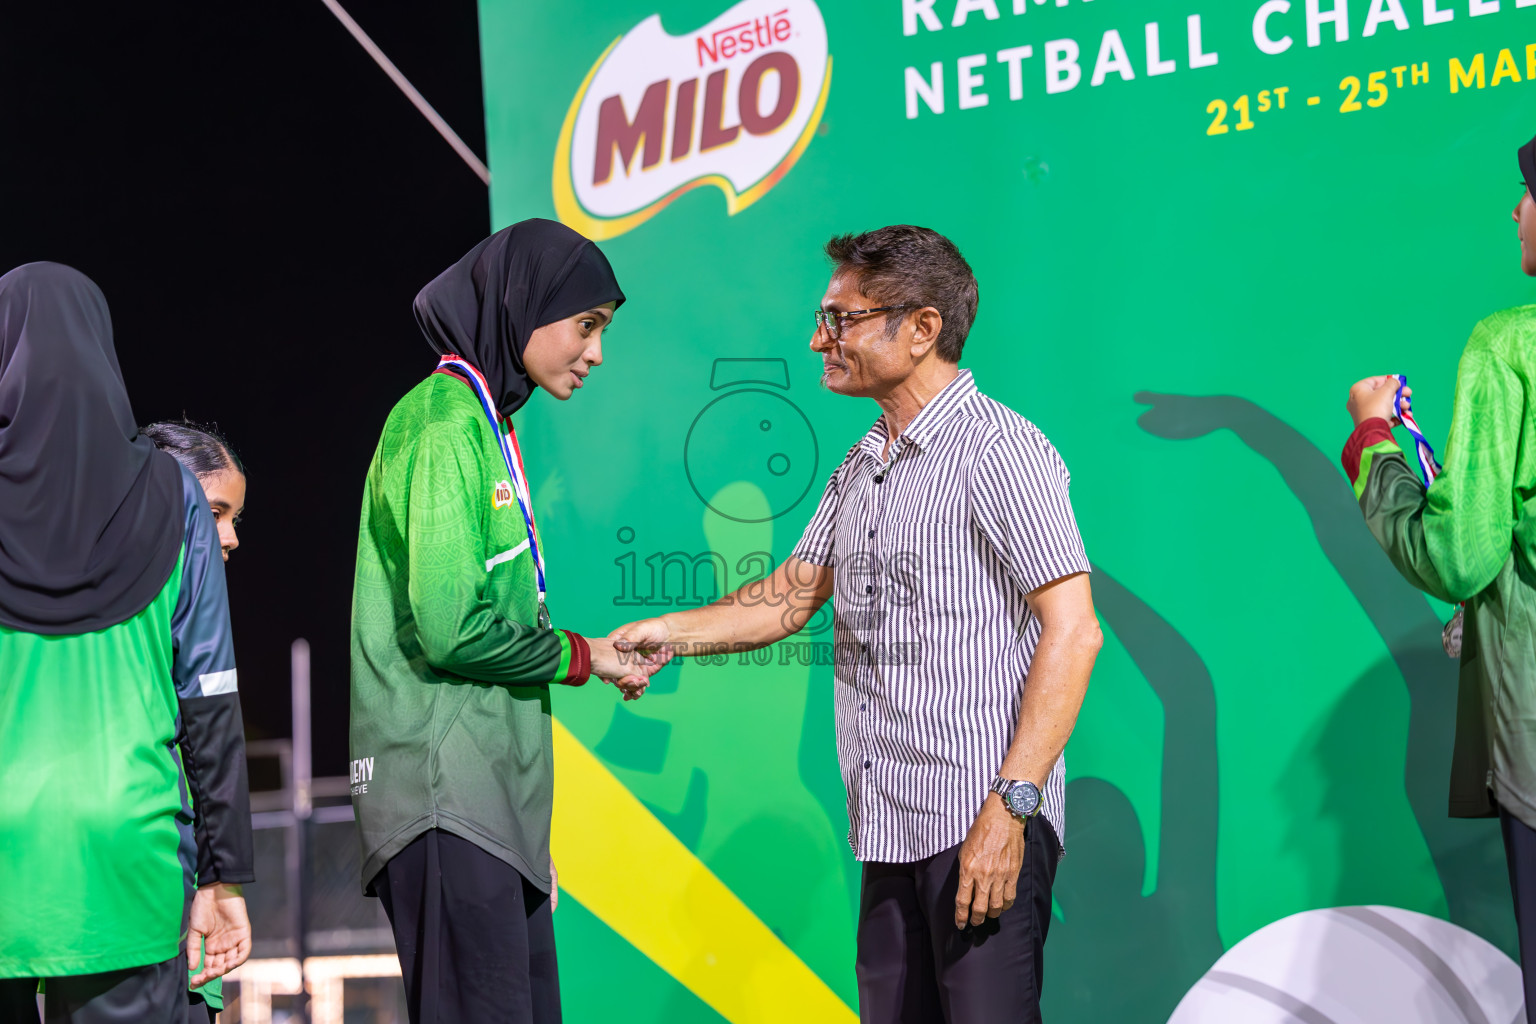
{"left": 0, "top": 2, "right": 491, "bottom": 776}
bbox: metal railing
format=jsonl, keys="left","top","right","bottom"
{"left": 224, "top": 640, "right": 403, "bottom": 1024}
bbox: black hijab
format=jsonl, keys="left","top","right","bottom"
{"left": 1521, "top": 133, "right": 1536, "bottom": 200}
{"left": 0, "top": 262, "right": 184, "bottom": 635}
{"left": 414, "top": 219, "right": 626, "bottom": 417}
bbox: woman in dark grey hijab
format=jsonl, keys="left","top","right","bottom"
{"left": 0, "top": 262, "right": 255, "bottom": 1022}
{"left": 0, "top": 261, "right": 183, "bottom": 633}
{"left": 1341, "top": 130, "right": 1536, "bottom": 1017}
{"left": 413, "top": 216, "right": 628, "bottom": 415}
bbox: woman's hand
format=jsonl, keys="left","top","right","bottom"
{"left": 188, "top": 882, "right": 251, "bottom": 988}
{"left": 1347, "top": 375, "right": 1407, "bottom": 427}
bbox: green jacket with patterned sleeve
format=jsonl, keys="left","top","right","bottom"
{"left": 1344, "top": 304, "right": 1536, "bottom": 829}
{"left": 350, "top": 370, "right": 591, "bottom": 894}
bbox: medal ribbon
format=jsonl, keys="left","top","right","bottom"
{"left": 1394, "top": 373, "right": 1464, "bottom": 655}
{"left": 436, "top": 354, "right": 547, "bottom": 615}
{"left": 1394, "top": 374, "right": 1442, "bottom": 486}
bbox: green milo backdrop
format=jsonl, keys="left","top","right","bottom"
{"left": 476, "top": 0, "right": 1536, "bottom": 1019}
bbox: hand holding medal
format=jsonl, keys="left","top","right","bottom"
{"left": 1345, "top": 374, "right": 1460, "bottom": 657}
{"left": 1345, "top": 374, "right": 1409, "bottom": 428}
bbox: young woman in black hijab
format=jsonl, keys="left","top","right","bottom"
{"left": 0, "top": 263, "right": 254, "bottom": 1022}
{"left": 350, "top": 220, "right": 668, "bottom": 1024}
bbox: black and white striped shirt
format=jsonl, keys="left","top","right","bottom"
{"left": 792, "top": 369, "right": 1089, "bottom": 863}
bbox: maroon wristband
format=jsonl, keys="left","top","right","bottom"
{"left": 558, "top": 630, "right": 592, "bottom": 686}
{"left": 1341, "top": 417, "right": 1396, "bottom": 486}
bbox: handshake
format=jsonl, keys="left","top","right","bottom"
{"left": 562, "top": 556, "right": 830, "bottom": 699}
{"left": 581, "top": 616, "right": 674, "bottom": 701}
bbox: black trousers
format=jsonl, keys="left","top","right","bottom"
{"left": 374, "top": 828, "right": 560, "bottom": 1024}
{"left": 1502, "top": 807, "right": 1536, "bottom": 1014}
{"left": 0, "top": 955, "right": 190, "bottom": 1024}
{"left": 856, "top": 818, "right": 1060, "bottom": 1024}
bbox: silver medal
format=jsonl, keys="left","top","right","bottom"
{"left": 1442, "top": 605, "right": 1464, "bottom": 659}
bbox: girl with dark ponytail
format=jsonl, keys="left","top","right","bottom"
{"left": 142, "top": 420, "right": 246, "bottom": 562}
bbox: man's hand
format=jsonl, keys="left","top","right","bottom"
{"left": 608, "top": 558, "right": 832, "bottom": 664}
{"left": 954, "top": 795, "right": 1026, "bottom": 929}
{"left": 550, "top": 859, "right": 558, "bottom": 912}
{"left": 1347, "top": 375, "right": 1407, "bottom": 427}
{"left": 188, "top": 882, "right": 251, "bottom": 988}
{"left": 587, "top": 635, "right": 670, "bottom": 700}
{"left": 609, "top": 616, "right": 672, "bottom": 658}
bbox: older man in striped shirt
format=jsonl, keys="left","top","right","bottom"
{"left": 612, "top": 225, "right": 1101, "bottom": 1023}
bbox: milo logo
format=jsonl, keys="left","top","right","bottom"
{"left": 553, "top": 0, "right": 831, "bottom": 239}
{"left": 492, "top": 480, "right": 514, "bottom": 509}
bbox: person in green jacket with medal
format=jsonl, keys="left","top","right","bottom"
{"left": 350, "top": 220, "right": 666, "bottom": 1024}
{"left": 1343, "top": 131, "right": 1536, "bottom": 1011}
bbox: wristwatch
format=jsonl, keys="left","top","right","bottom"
{"left": 990, "top": 776, "right": 1042, "bottom": 820}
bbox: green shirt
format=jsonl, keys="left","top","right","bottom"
{"left": 1346, "top": 304, "right": 1536, "bottom": 828}
{"left": 0, "top": 565, "right": 185, "bottom": 976}
{"left": 350, "top": 372, "right": 587, "bottom": 894}
{"left": 0, "top": 465, "right": 251, "bottom": 979}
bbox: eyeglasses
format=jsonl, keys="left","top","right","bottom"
{"left": 813, "top": 306, "right": 910, "bottom": 341}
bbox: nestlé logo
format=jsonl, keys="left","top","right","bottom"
{"left": 553, "top": 0, "right": 830, "bottom": 240}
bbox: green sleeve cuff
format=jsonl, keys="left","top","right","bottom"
{"left": 1354, "top": 440, "right": 1405, "bottom": 499}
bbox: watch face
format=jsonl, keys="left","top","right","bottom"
{"left": 1007, "top": 783, "right": 1039, "bottom": 817}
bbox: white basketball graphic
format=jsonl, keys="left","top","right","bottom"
{"left": 1168, "top": 906, "right": 1525, "bottom": 1024}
